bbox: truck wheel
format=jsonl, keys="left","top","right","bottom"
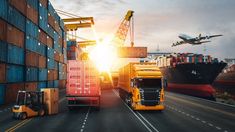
{"left": 38, "top": 109, "right": 45, "bottom": 116}
{"left": 20, "top": 113, "right": 27, "bottom": 120}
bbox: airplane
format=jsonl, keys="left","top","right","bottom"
{"left": 172, "top": 34, "right": 223, "bottom": 47}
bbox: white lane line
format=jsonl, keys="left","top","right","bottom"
{"left": 216, "top": 126, "right": 221, "bottom": 130}
{"left": 208, "top": 123, "right": 213, "bottom": 127}
{"left": 137, "top": 112, "right": 160, "bottom": 132}
{"left": 202, "top": 120, "right": 206, "bottom": 123}
{"left": 80, "top": 107, "right": 90, "bottom": 132}
{"left": 112, "top": 90, "right": 153, "bottom": 132}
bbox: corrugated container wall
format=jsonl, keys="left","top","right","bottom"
{"left": 0, "top": 0, "right": 67, "bottom": 106}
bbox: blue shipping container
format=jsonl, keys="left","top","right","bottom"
{"left": 26, "top": 19, "right": 39, "bottom": 39}
{"left": 8, "top": 6, "right": 26, "bottom": 32}
{"left": 47, "top": 81, "right": 54, "bottom": 87}
{"left": 26, "top": 67, "right": 38, "bottom": 81}
{"left": 39, "top": 4, "right": 48, "bottom": 33}
{"left": 59, "top": 18, "right": 65, "bottom": 31}
{"left": 26, "top": 36, "right": 38, "bottom": 53}
{"left": 58, "top": 63, "right": 63, "bottom": 72}
{"left": 48, "top": 2, "right": 55, "bottom": 18}
{"left": 37, "top": 82, "right": 47, "bottom": 90}
{"left": 54, "top": 61, "right": 58, "bottom": 70}
{"left": 0, "top": 41, "right": 7, "bottom": 62}
{"left": 47, "top": 58, "right": 55, "bottom": 69}
{"left": 8, "top": 44, "right": 24, "bottom": 65}
{"left": 39, "top": 68, "right": 48, "bottom": 81}
{"left": 47, "top": 47, "right": 54, "bottom": 59}
{"left": 7, "top": 64, "right": 24, "bottom": 83}
{"left": 26, "top": 0, "right": 39, "bottom": 10}
{"left": 47, "top": 25, "right": 54, "bottom": 39}
{"left": 59, "top": 72, "right": 66, "bottom": 80}
{"left": 67, "top": 41, "right": 76, "bottom": 47}
{"left": 0, "top": 0, "right": 8, "bottom": 20}
{"left": 0, "top": 84, "right": 6, "bottom": 105}
{"left": 37, "top": 42, "right": 46, "bottom": 56}
{"left": 54, "top": 80, "right": 59, "bottom": 88}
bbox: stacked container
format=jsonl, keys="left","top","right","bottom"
{"left": 66, "top": 40, "right": 83, "bottom": 60}
{"left": 0, "top": 0, "right": 67, "bottom": 105}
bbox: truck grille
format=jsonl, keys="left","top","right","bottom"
{"left": 140, "top": 89, "right": 160, "bottom": 106}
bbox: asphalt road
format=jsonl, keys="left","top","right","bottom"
{"left": 0, "top": 89, "right": 234, "bottom": 132}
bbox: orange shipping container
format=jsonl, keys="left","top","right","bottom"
{"left": 54, "top": 51, "right": 60, "bottom": 62}
{"left": 25, "top": 82, "right": 37, "bottom": 91}
{"left": 48, "top": 14, "right": 55, "bottom": 28}
{"left": 26, "top": 50, "right": 39, "bottom": 67}
{"left": 48, "top": 70, "right": 54, "bottom": 80}
{"left": 59, "top": 80, "right": 66, "bottom": 89}
{"left": 0, "top": 19, "right": 7, "bottom": 41}
{"left": 47, "top": 36, "right": 53, "bottom": 48}
{"left": 40, "top": 0, "right": 48, "bottom": 8}
{"left": 0, "top": 63, "right": 6, "bottom": 83}
{"left": 5, "top": 83, "right": 25, "bottom": 104}
{"left": 41, "top": 88, "right": 59, "bottom": 115}
{"left": 9, "top": 0, "right": 27, "bottom": 16}
{"left": 39, "top": 55, "right": 46, "bottom": 68}
{"left": 59, "top": 54, "right": 64, "bottom": 63}
{"left": 39, "top": 29, "right": 47, "bottom": 44}
{"left": 7, "top": 24, "right": 24, "bottom": 48}
{"left": 54, "top": 70, "right": 58, "bottom": 80}
{"left": 26, "top": 4, "right": 38, "bottom": 25}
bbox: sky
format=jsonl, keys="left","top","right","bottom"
{"left": 51, "top": 0, "right": 235, "bottom": 60}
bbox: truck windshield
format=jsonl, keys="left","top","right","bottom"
{"left": 136, "top": 78, "right": 162, "bottom": 89}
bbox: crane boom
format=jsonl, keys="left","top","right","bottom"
{"left": 113, "top": 10, "right": 134, "bottom": 47}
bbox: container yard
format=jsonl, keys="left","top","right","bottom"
{"left": 0, "top": 0, "right": 235, "bottom": 132}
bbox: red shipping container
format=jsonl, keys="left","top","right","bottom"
{"left": 0, "top": 19, "right": 7, "bottom": 41}
{"left": 39, "top": 55, "right": 46, "bottom": 68}
{"left": 5, "top": 83, "right": 25, "bottom": 104}
{"left": 47, "top": 35, "right": 53, "bottom": 48}
{"left": 40, "top": 0, "right": 48, "bottom": 8}
{"left": 54, "top": 70, "right": 58, "bottom": 80}
{"left": 25, "top": 82, "right": 37, "bottom": 91}
{"left": 26, "top": 50, "right": 39, "bottom": 67}
{"left": 9, "top": 0, "right": 27, "bottom": 16}
{"left": 48, "top": 69, "right": 54, "bottom": 80}
{"left": 59, "top": 80, "right": 66, "bottom": 89}
{"left": 54, "top": 51, "right": 60, "bottom": 62}
{"left": 67, "top": 60, "right": 101, "bottom": 97}
{"left": 48, "top": 13, "right": 55, "bottom": 28}
{"left": 38, "top": 29, "right": 47, "bottom": 44}
{"left": 26, "top": 4, "right": 38, "bottom": 25}
{"left": 7, "top": 24, "right": 25, "bottom": 48}
{"left": 0, "top": 63, "right": 6, "bottom": 83}
{"left": 54, "top": 22, "right": 60, "bottom": 33}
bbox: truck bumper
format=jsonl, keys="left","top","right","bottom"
{"left": 67, "top": 96, "right": 100, "bottom": 107}
{"left": 133, "top": 104, "right": 165, "bottom": 111}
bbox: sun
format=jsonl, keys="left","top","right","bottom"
{"left": 89, "top": 38, "right": 117, "bottom": 72}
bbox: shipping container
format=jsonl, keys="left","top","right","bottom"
{"left": 47, "top": 58, "right": 55, "bottom": 69}
{"left": 39, "top": 0, "right": 48, "bottom": 8}
{"left": 47, "top": 46, "right": 54, "bottom": 59}
{"left": 41, "top": 88, "right": 58, "bottom": 115}
{"left": 54, "top": 61, "right": 58, "bottom": 70}
{"left": 54, "top": 80, "right": 59, "bottom": 88}
{"left": 0, "top": 84, "right": 5, "bottom": 105}
{"left": 0, "top": 19, "right": 7, "bottom": 41}
{"left": 26, "top": 35, "right": 38, "bottom": 52}
{"left": 48, "top": 69, "right": 54, "bottom": 80}
{"left": 54, "top": 51, "right": 60, "bottom": 62}
{"left": 0, "top": 63, "right": 6, "bottom": 83}
{"left": 39, "top": 55, "right": 46, "bottom": 68}
{"left": 0, "top": 41, "right": 7, "bottom": 62}
{"left": 26, "top": 4, "right": 38, "bottom": 25}
{"left": 59, "top": 72, "right": 66, "bottom": 80}
{"left": 47, "top": 81, "right": 54, "bottom": 87}
{"left": 25, "top": 82, "right": 37, "bottom": 91}
{"left": 8, "top": 44, "right": 24, "bottom": 65}
{"left": 38, "top": 29, "right": 47, "bottom": 44}
{"left": 37, "top": 42, "right": 46, "bottom": 56}
{"left": 26, "top": 0, "right": 38, "bottom": 10}
{"left": 0, "top": 0, "right": 8, "bottom": 20}
{"left": 39, "top": 68, "right": 48, "bottom": 81}
{"left": 26, "top": 19, "right": 39, "bottom": 39}
{"left": 59, "top": 18, "right": 64, "bottom": 31}
{"left": 58, "top": 80, "right": 66, "bottom": 89}
{"left": 26, "top": 50, "right": 39, "bottom": 67}
{"left": 5, "top": 83, "right": 25, "bottom": 104}
{"left": 47, "top": 24, "right": 54, "bottom": 38}
{"left": 8, "top": 6, "right": 26, "bottom": 32}
{"left": 48, "top": 13, "right": 55, "bottom": 28}
{"left": 9, "top": 0, "right": 27, "bottom": 16}
{"left": 48, "top": 1, "right": 55, "bottom": 19}
{"left": 7, "top": 24, "right": 25, "bottom": 48}
{"left": 7, "top": 64, "right": 24, "bottom": 83}
{"left": 39, "top": 4, "right": 48, "bottom": 32}
{"left": 47, "top": 35, "right": 53, "bottom": 48}
{"left": 37, "top": 81, "right": 47, "bottom": 90}
{"left": 54, "top": 70, "right": 58, "bottom": 80}
{"left": 26, "top": 67, "right": 38, "bottom": 81}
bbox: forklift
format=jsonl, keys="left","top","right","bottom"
{"left": 12, "top": 91, "right": 46, "bottom": 120}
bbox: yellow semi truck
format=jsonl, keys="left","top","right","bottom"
{"left": 118, "top": 62, "right": 166, "bottom": 110}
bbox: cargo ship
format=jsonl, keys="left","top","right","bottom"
{"left": 156, "top": 53, "right": 227, "bottom": 99}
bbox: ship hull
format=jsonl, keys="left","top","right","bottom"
{"left": 160, "top": 63, "right": 227, "bottom": 99}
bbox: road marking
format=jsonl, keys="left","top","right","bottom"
{"left": 208, "top": 123, "right": 213, "bottom": 127}
{"left": 166, "top": 95, "right": 235, "bottom": 117}
{"left": 216, "top": 126, "right": 221, "bottom": 130}
{"left": 137, "top": 112, "right": 160, "bottom": 132}
{"left": 80, "top": 107, "right": 90, "bottom": 132}
{"left": 5, "top": 118, "right": 32, "bottom": 132}
{"left": 202, "top": 120, "right": 206, "bottom": 123}
{"left": 113, "top": 89, "right": 159, "bottom": 132}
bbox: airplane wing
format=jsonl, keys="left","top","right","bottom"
{"left": 200, "top": 34, "right": 223, "bottom": 40}
{"left": 198, "top": 40, "right": 211, "bottom": 44}
{"left": 172, "top": 41, "right": 186, "bottom": 47}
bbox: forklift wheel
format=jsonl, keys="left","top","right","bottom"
{"left": 38, "top": 109, "right": 45, "bottom": 116}
{"left": 20, "top": 113, "right": 27, "bottom": 120}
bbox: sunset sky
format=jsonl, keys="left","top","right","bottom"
{"left": 51, "top": 0, "right": 235, "bottom": 60}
